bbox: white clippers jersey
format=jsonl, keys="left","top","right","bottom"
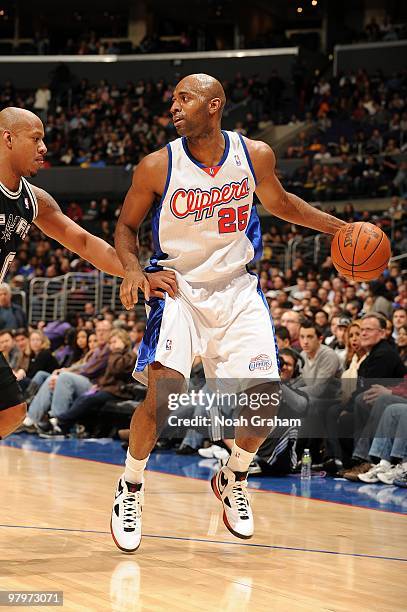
{"left": 148, "top": 130, "right": 262, "bottom": 282}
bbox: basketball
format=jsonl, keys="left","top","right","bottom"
{"left": 331, "top": 222, "right": 391, "bottom": 281}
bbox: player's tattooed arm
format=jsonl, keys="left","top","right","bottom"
{"left": 32, "top": 185, "right": 125, "bottom": 277}
{"left": 115, "top": 148, "right": 177, "bottom": 309}
{"left": 245, "top": 138, "right": 346, "bottom": 235}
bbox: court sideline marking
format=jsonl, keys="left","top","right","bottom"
{"left": 0, "top": 523, "right": 406, "bottom": 563}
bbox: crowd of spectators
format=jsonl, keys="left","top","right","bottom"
{"left": 1, "top": 240, "right": 407, "bottom": 490}
{"left": 1, "top": 65, "right": 406, "bottom": 204}
{"left": 360, "top": 17, "right": 407, "bottom": 44}
{"left": 1, "top": 72, "right": 276, "bottom": 168}
{"left": 283, "top": 68, "right": 407, "bottom": 201}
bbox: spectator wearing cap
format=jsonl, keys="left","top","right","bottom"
{"left": 325, "top": 316, "right": 350, "bottom": 367}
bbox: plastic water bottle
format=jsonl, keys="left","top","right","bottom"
{"left": 301, "top": 449, "right": 312, "bottom": 480}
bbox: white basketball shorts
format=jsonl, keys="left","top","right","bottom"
{"left": 134, "top": 269, "right": 280, "bottom": 384}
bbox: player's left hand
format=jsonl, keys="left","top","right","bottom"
{"left": 146, "top": 270, "right": 178, "bottom": 299}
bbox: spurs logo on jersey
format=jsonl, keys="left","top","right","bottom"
{"left": 149, "top": 130, "right": 262, "bottom": 282}
{"left": 1, "top": 214, "right": 31, "bottom": 243}
{"left": 0, "top": 177, "right": 38, "bottom": 282}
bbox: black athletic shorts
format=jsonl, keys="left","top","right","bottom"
{"left": 0, "top": 352, "right": 24, "bottom": 411}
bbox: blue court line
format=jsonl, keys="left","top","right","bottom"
{"left": 1, "top": 523, "right": 406, "bottom": 563}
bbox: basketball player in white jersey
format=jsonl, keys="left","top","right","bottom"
{"left": 0, "top": 106, "right": 173, "bottom": 440}
{"left": 111, "top": 74, "right": 346, "bottom": 551}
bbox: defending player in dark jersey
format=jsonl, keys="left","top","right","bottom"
{"left": 0, "top": 106, "right": 176, "bottom": 439}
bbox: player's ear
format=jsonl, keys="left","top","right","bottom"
{"left": 2, "top": 130, "right": 12, "bottom": 149}
{"left": 209, "top": 97, "right": 222, "bottom": 115}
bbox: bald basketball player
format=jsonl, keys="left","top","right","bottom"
{"left": 0, "top": 107, "right": 175, "bottom": 440}
{"left": 111, "top": 73, "right": 346, "bottom": 552}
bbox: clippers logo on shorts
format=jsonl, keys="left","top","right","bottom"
{"left": 249, "top": 354, "right": 272, "bottom": 372}
{"left": 165, "top": 339, "right": 172, "bottom": 351}
{"left": 169, "top": 177, "right": 250, "bottom": 222}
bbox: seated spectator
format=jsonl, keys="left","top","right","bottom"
{"left": 14, "top": 329, "right": 59, "bottom": 390}
{"left": 341, "top": 321, "right": 367, "bottom": 404}
{"left": 325, "top": 315, "right": 350, "bottom": 366}
{"left": 0, "top": 329, "right": 21, "bottom": 370}
{"left": 370, "top": 281, "right": 394, "bottom": 319}
{"left": 397, "top": 324, "right": 407, "bottom": 367}
{"left": 275, "top": 326, "right": 291, "bottom": 351}
{"left": 43, "top": 313, "right": 78, "bottom": 350}
{"left": 49, "top": 329, "right": 136, "bottom": 436}
{"left": 280, "top": 310, "right": 302, "bottom": 351}
{"left": 341, "top": 313, "right": 406, "bottom": 480}
{"left": 293, "top": 319, "right": 343, "bottom": 468}
{"left": 0, "top": 283, "right": 27, "bottom": 330}
{"left": 314, "top": 310, "right": 330, "bottom": 338}
{"left": 249, "top": 348, "right": 308, "bottom": 476}
{"left": 357, "top": 402, "right": 407, "bottom": 485}
{"left": 393, "top": 308, "right": 407, "bottom": 340}
{"left": 25, "top": 321, "right": 111, "bottom": 430}
{"left": 54, "top": 328, "right": 90, "bottom": 368}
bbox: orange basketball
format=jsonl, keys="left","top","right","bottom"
{"left": 331, "top": 222, "right": 391, "bottom": 281}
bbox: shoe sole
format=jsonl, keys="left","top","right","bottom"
{"left": 377, "top": 476, "right": 395, "bottom": 485}
{"left": 110, "top": 517, "right": 141, "bottom": 553}
{"left": 210, "top": 475, "right": 253, "bottom": 540}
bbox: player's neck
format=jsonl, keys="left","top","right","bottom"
{"left": 0, "top": 163, "right": 22, "bottom": 192}
{"left": 185, "top": 128, "right": 225, "bottom": 167}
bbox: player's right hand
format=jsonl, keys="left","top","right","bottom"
{"left": 120, "top": 270, "right": 151, "bottom": 309}
{"left": 146, "top": 270, "right": 178, "bottom": 299}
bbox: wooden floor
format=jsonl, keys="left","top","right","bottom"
{"left": 0, "top": 445, "right": 406, "bottom": 612}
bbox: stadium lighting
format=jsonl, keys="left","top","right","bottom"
{"left": 297, "top": 7, "right": 303, "bottom": 13}
{"left": 312, "top": 0, "right": 318, "bottom": 6}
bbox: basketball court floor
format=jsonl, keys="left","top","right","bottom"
{"left": 1, "top": 435, "right": 406, "bottom": 611}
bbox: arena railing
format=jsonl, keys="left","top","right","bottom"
{"left": 28, "top": 271, "right": 145, "bottom": 324}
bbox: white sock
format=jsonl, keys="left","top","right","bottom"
{"left": 378, "top": 459, "right": 391, "bottom": 468}
{"left": 227, "top": 442, "right": 255, "bottom": 473}
{"left": 124, "top": 449, "right": 149, "bottom": 484}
